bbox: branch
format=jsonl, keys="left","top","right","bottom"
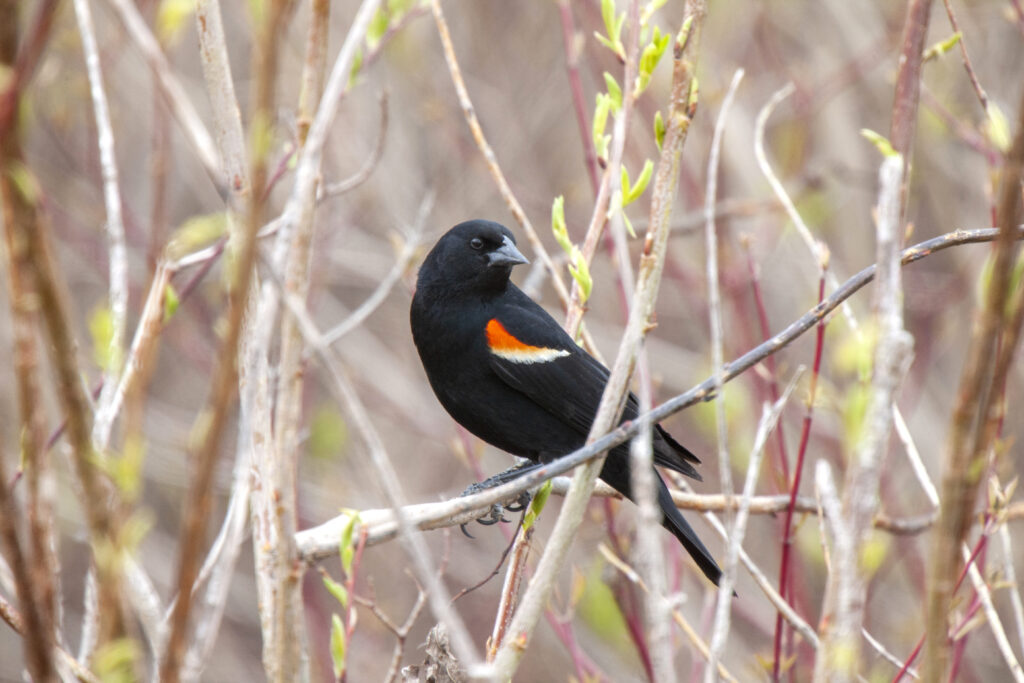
{"left": 814, "top": 153, "right": 913, "bottom": 681}
{"left": 926, "top": 88, "right": 1024, "bottom": 680}
{"left": 295, "top": 225, "right": 1022, "bottom": 560}
{"left": 707, "top": 377, "right": 797, "bottom": 681}
{"left": 103, "top": 0, "right": 222, "bottom": 190}
{"left": 74, "top": 0, "right": 129, "bottom": 453}
{"left": 702, "top": 69, "right": 744, "bottom": 679}
{"left": 488, "top": 5, "right": 706, "bottom": 677}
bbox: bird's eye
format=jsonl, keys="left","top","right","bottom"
{"left": 470, "top": 238, "right": 484, "bottom": 250}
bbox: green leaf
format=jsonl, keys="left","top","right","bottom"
{"left": 653, "top": 110, "right": 665, "bottom": 150}
{"left": 156, "top": 0, "right": 195, "bottom": 45}
{"left": 309, "top": 405, "right": 348, "bottom": 461}
{"left": 594, "top": 32, "right": 617, "bottom": 55}
{"left": 109, "top": 440, "right": 147, "bottom": 500}
{"left": 348, "top": 47, "right": 364, "bottom": 89}
{"left": 687, "top": 75, "right": 700, "bottom": 110}
{"left": 635, "top": 27, "right": 669, "bottom": 96}
{"left": 984, "top": 103, "right": 1012, "bottom": 153}
{"left": 339, "top": 511, "right": 361, "bottom": 575}
{"left": 8, "top": 161, "right": 41, "bottom": 205}
{"left": 323, "top": 574, "right": 349, "bottom": 608}
{"left": 596, "top": 0, "right": 625, "bottom": 60}
{"left": 330, "top": 614, "right": 347, "bottom": 678}
{"left": 593, "top": 93, "right": 612, "bottom": 162}
{"left": 860, "top": 128, "right": 898, "bottom": 158}
{"left": 551, "top": 195, "right": 572, "bottom": 255}
{"left": 568, "top": 246, "right": 592, "bottom": 303}
{"left": 623, "top": 159, "right": 654, "bottom": 205}
{"left": 93, "top": 638, "right": 141, "bottom": 683}
{"left": 118, "top": 510, "right": 153, "bottom": 554}
{"left": 859, "top": 533, "right": 889, "bottom": 574}
{"left": 676, "top": 14, "right": 694, "bottom": 52}
{"left": 89, "top": 305, "right": 116, "bottom": 372}
{"left": 603, "top": 72, "right": 622, "bottom": 113}
{"left": 843, "top": 382, "right": 870, "bottom": 448}
{"left": 367, "top": 8, "right": 390, "bottom": 49}
{"left": 163, "top": 284, "right": 180, "bottom": 323}
{"left": 601, "top": 0, "right": 617, "bottom": 43}
{"left": 622, "top": 212, "right": 636, "bottom": 239}
{"left": 640, "top": 0, "right": 667, "bottom": 26}
{"left": 923, "top": 32, "right": 962, "bottom": 62}
{"left": 578, "top": 560, "right": 629, "bottom": 642}
{"left": 166, "top": 212, "right": 228, "bottom": 260}
{"left": 523, "top": 480, "right": 553, "bottom": 531}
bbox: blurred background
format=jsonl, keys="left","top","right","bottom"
{"left": 2, "top": 0, "right": 1023, "bottom": 680}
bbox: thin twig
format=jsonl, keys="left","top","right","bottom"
{"left": 862, "top": 627, "right": 919, "bottom": 679}
{"left": 488, "top": 5, "right": 706, "bottom": 677}
{"left": 103, "top": 0, "right": 222, "bottom": 190}
{"left": 353, "top": 583, "right": 428, "bottom": 683}
{"left": 160, "top": 0, "right": 287, "bottom": 675}
{"left": 890, "top": 0, "right": 936, "bottom": 167}
{"left": 557, "top": 0, "right": 600, "bottom": 194}
{"left": 999, "top": 525, "right": 1024, "bottom": 662}
{"left": 707, "top": 377, "right": 798, "bottom": 682}
{"left": 962, "top": 543, "right": 1024, "bottom": 680}
{"left": 815, "top": 153, "right": 913, "bottom": 681}
{"left": 240, "top": 2, "right": 383, "bottom": 680}
{"left": 926, "top": 89, "right": 1024, "bottom": 680}
{"left": 939, "top": 0, "right": 989, "bottom": 112}
{"left": 430, "top": 0, "right": 580, "bottom": 329}
{"left": 0, "top": 5, "right": 57, "bottom": 672}
{"left": 0, "top": 591, "right": 100, "bottom": 683}
{"left": 321, "top": 192, "right": 430, "bottom": 346}
{"left": 297, "top": 483, "right": 939, "bottom": 559}
{"left": 702, "top": 66, "right": 745, "bottom": 682}
{"left": 320, "top": 92, "right": 389, "bottom": 198}
{"left": 297, "top": 226, "right": 1023, "bottom": 557}
{"left": 686, "top": 472, "right": 820, "bottom": 651}
{"left": 194, "top": 0, "right": 250, "bottom": 209}
{"left": 563, "top": 0, "right": 643, "bottom": 337}
{"left": 773, "top": 268, "right": 826, "bottom": 681}
{"left": 265, "top": 229, "right": 481, "bottom": 668}
{"left": 75, "top": 0, "right": 128, "bottom": 453}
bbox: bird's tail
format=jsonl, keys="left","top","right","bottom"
{"left": 657, "top": 478, "right": 722, "bottom": 586}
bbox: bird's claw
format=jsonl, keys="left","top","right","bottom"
{"left": 458, "top": 477, "right": 533, "bottom": 538}
{"left": 459, "top": 500, "right": 514, "bottom": 539}
{"left": 478, "top": 503, "right": 510, "bottom": 525}
{"left": 503, "top": 490, "right": 533, "bottom": 513}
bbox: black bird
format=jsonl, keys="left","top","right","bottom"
{"left": 410, "top": 219, "right": 721, "bottom": 586}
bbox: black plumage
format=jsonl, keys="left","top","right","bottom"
{"left": 410, "top": 219, "right": 721, "bottom": 586}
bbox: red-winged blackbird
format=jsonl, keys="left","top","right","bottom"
{"left": 410, "top": 220, "right": 721, "bottom": 586}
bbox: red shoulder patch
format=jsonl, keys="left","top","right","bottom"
{"left": 486, "top": 319, "right": 570, "bottom": 364}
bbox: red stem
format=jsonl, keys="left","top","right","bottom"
{"left": 557, "top": 0, "right": 600, "bottom": 197}
{"left": 744, "top": 246, "right": 790, "bottom": 485}
{"left": 772, "top": 272, "right": 827, "bottom": 681}
{"left": 892, "top": 520, "right": 994, "bottom": 682}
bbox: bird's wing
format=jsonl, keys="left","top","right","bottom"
{"left": 486, "top": 292, "right": 701, "bottom": 475}
{"left": 485, "top": 308, "right": 607, "bottom": 437}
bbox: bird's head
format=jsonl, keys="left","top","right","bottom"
{"left": 418, "top": 220, "right": 529, "bottom": 293}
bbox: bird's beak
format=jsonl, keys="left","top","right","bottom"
{"left": 488, "top": 236, "right": 529, "bottom": 267}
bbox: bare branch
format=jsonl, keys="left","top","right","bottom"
{"left": 962, "top": 543, "right": 1024, "bottom": 681}
{"left": 926, "top": 89, "right": 1024, "bottom": 680}
{"left": 815, "top": 153, "right": 913, "bottom": 681}
{"left": 488, "top": 4, "right": 706, "bottom": 676}
{"left": 103, "top": 0, "right": 222, "bottom": 189}
{"left": 74, "top": 0, "right": 128, "bottom": 454}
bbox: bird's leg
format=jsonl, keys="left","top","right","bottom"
{"left": 459, "top": 460, "right": 541, "bottom": 533}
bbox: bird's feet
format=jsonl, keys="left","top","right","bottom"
{"left": 458, "top": 467, "right": 537, "bottom": 538}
